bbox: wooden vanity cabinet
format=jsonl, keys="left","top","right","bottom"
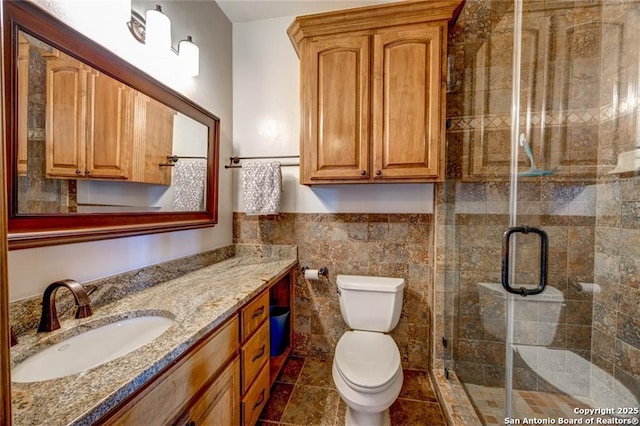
{"left": 239, "top": 267, "right": 295, "bottom": 425}
{"left": 103, "top": 315, "right": 240, "bottom": 426}
{"left": 174, "top": 358, "right": 240, "bottom": 426}
{"left": 268, "top": 269, "right": 294, "bottom": 383}
{"left": 239, "top": 290, "right": 271, "bottom": 426}
{"left": 102, "top": 266, "right": 296, "bottom": 426}
{"left": 288, "top": 1, "right": 463, "bottom": 184}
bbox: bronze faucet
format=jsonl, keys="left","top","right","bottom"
{"left": 10, "top": 326, "right": 17, "bottom": 347}
{"left": 37, "top": 279, "right": 93, "bottom": 332}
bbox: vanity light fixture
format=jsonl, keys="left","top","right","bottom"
{"left": 127, "top": 4, "right": 200, "bottom": 77}
{"left": 179, "top": 35, "right": 200, "bottom": 78}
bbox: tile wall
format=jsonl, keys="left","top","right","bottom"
{"left": 433, "top": 0, "right": 640, "bottom": 405}
{"left": 233, "top": 212, "right": 434, "bottom": 370}
{"left": 589, "top": 0, "right": 640, "bottom": 409}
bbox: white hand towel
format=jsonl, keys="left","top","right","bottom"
{"left": 172, "top": 160, "right": 207, "bottom": 211}
{"left": 242, "top": 161, "right": 282, "bottom": 215}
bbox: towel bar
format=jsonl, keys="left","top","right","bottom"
{"left": 159, "top": 155, "right": 208, "bottom": 167}
{"left": 225, "top": 155, "right": 299, "bottom": 169}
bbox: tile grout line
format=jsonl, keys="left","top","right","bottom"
{"left": 276, "top": 357, "right": 307, "bottom": 424}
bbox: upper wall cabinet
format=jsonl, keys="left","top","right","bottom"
{"left": 45, "top": 48, "right": 174, "bottom": 185}
{"left": 288, "top": 1, "right": 464, "bottom": 185}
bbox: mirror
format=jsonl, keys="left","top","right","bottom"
{"left": 4, "top": 1, "right": 220, "bottom": 249}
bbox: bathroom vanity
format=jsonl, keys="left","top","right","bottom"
{"left": 9, "top": 246, "right": 297, "bottom": 426}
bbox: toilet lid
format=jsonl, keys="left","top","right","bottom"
{"left": 335, "top": 331, "right": 401, "bottom": 393}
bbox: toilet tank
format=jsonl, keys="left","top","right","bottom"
{"left": 337, "top": 275, "right": 405, "bottom": 333}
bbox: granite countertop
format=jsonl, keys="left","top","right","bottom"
{"left": 10, "top": 251, "right": 297, "bottom": 426}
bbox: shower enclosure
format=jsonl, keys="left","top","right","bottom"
{"left": 437, "top": 0, "right": 640, "bottom": 423}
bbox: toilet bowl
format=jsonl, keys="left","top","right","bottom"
{"left": 332, "top": 275, "right": 405, "bottom": 426}
{"left": 478, "top": 282, "right": 564, "bottom": 345}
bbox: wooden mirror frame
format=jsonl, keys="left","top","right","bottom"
{"left": 3, "top": 1, "right": 220, "bottom": 250}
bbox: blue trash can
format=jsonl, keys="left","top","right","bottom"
{"left": 270, "top": 306, "right": 290, "bottom": 356}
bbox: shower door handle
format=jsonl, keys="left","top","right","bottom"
{"left": 501, "top": 226, "right": 548, "bottom": 297}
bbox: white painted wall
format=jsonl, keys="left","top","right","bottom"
{"left": 9, "top": 0, "right": 233, "bottom": 301}
{"left": 231, "top": 16, "right": 435, "bottom": 214}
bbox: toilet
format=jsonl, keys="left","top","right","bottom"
{"left": 332, "top": 275, "right": 405, "bottom": 426}
{"left": 478, "top": 282, "right": 565, "bottom": 344}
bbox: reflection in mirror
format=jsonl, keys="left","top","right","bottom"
{"left": 4, "top": 0, "right": 219, "bottom": 249}
{"left": 17, "top": 31, "right": 209, "bottom": 215}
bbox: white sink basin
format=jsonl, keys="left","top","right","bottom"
{"left": 12, "top": 315, "right": 175, "bottom": 383}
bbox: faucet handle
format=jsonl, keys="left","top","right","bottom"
{"left": 76, "top": 304, "right": 93, "bottom": 319}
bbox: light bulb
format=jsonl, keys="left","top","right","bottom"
{"left": 145, "top": 4, "right": 171, "bottom": 53}
{"left": 179, "top": 35, "right": 199, "bottom": 77}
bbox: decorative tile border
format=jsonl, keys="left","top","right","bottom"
{"left": 27, "top": 128, "right": 45, "bottom": 141}
{"left": 448, "top": 102, "right": 639, "bottom": 132}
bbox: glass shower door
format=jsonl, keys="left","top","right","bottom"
{"left": 504, "top": 0, "right": 640, "bottom": 422}
{"left": 445, "top": 0, "right": 640, "bottom": 423}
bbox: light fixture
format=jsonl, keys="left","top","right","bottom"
{"left": 179, "top": 36, "right": 200, "bottom": 77}
{"left": 145, "top": 5, "right": 171, "bottom": 54}
{"left": 127, "top": 4, "right": 200, "bottom": 77}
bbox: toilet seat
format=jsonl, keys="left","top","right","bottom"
{"left": 334, "top": 331, "right": 401, "bottom": 394}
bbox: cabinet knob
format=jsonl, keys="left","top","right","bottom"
{"left": 360, "top": 170, "right": 366, "bottom": 176}
{"left": 75, "top": 169, "right": 82, "bottom": 175}
{"left": 375, "top": 170, "right": 382, "bottom": 176}
{"left": 84, "top": 170, "right": 90, "bottom": 175}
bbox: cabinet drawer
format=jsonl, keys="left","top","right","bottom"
{"left": 241, "top": 320, "right": 269, "bottom": 394}
{"left": 242, "top": 363, "right": 270, "bottom": 426}
{"left": 241, "top": 290, "right": 269, "bottom": 340}
{"left": 105, "top": 315, "right": 239, "bottom": 425}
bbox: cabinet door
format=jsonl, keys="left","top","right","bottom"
{"left": 175, "top": 357, "right": 241, "bottom": 426}
{"left": 372, "top": 24, "right": 444, "bottom": 180}
{"left": 143, "top": 98, "right": 174, "bottom": 185}
{"left": 85, "top": 71, "right": 131, "bottom": 179}
{"left": 45, "top": 54, "right": 89, "bottom": 178}
{"left": 104, "top": 316, "right": 239, "bottom": 425}
{"left": 301, "top": 35, "right": 370, "bottom": 183}
{"left": 130, "top": 93, "right": 175, "bottom": 185}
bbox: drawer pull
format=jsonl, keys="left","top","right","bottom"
{"left": 252, "top": 389, "right": 266, "bottom": 411}
{"left": 251, "top": 306, "right": 265, "bottom": 319}
{"left": 252, "top": 345, "right": 266, "bottom": 362}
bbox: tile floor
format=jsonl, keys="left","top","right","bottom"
{"left": 259, "top": 356, "right": 447, "bottom": 425}
{"left": 464, "top": 383, "right": 596, "bottom": 425}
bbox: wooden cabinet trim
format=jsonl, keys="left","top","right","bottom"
{"left": 288, "top": 0, "right": 464, "bottom": 56}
